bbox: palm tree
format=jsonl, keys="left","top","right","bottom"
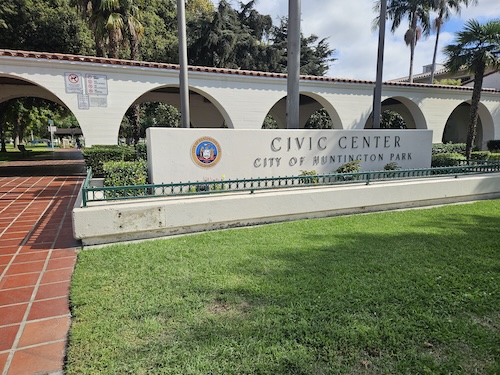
{"left": 429, "top": 0, "right": 477, "bottom": 83}
{"left": 74, "top": 0, "right": 143, "bottom": 59}
{"left": 385, "top": 0, "right": 433, "bottom": 83}
{"left": 444, "top": 19, "right": 500, "bottom": 159}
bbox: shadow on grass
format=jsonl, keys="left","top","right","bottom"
{"left": 67, "top": 202, "right": 500, "bottom": 375}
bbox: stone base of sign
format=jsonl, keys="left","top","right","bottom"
{"left": 73, "top": 173, "right": 500, "bottom": 246}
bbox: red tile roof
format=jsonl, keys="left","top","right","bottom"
{"left": 1, "top": 49, "right": 498, "bottom": 93}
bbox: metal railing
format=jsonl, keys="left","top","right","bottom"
{"left": 80, "top": 160, "right": 500, "bottom": 207}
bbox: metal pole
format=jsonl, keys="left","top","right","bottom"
{"left": 177, "top": 0, "right": 190, "bottom": 128}
{"left": 372, "top": 0, "right": 387, "bottom": 129}
{"left": 287, "top": 0, "right": 301, "bottom": 129}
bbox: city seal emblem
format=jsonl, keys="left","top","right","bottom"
{"left": 191, "top": 137, "right": 221, "bottom": 168}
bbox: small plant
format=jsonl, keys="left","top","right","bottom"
{"left": 432, "top": 143, "right": 466, "bottom": 156}
{"left": 486, "top": 140, "right": 500, "bottom": 153}
{"left": 384, "top": 162, "right": 401, "bottom": 171}
{"left": 196, "top": 175, "right": 228, "bottom": 192}
{"left": 103, "top": 160, "right": 148, "bottom": 197}
{"left": 336, "top": 160, "right": 361, "bottom": 173}
{"left": 470, "top": 151, "right": 491, "bottom": 161}
{"left": 431, "top": 153, "right": 466, "bottom": 167}
{"left": 299, "top": 170, "right": 319, "bottom": 184}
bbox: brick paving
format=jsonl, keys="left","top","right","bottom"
{"left": 0, "top": 149, "right": 85, "bottom": 375}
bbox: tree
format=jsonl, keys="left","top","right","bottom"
{"left": 0, "top": 0, "right": 94, "bottom": 54}
{"left": 429, "top": 0, "right": 477, "bottom": 83}
{"left": 384, "top": 0, "right": 433, "bottom": 83}
{"left": 188, "top": 1, "right": 334, "bottom": 75}
{"left": 444, "top": 19, "right": 500, "bottom": 159}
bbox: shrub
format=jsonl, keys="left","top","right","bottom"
{"left": 432, "top": 143, "right": 466, "bottom": 155}
{"left": 336, "top": 160, "right": 361, "bottom": 173}
{"left": 489, "top": 153, "right": 500, "bottom": 161}
{"left": 486, "top": 140, "right": 500, "bottom": 152}
{"left": 136, "top": 143, "right": 147, "bottom": 161}
{"left": 470, "top": 151, "right": 491, "bottom": 161}
{"left": 431, "top": 153, "right": 466, "bottom": 167}
{"left": 82, "top": 145, "right": 137, "bottom": 177}
{"left": 384, "top": 162, "right": 401, "bottom": 170}
{"left": 299, "top": 170, "right": 319, "bottom": 184}
{"left": 103, "top": 160, "right": 148, "bottom": 198}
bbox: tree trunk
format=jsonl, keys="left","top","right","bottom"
{"left": 129, "top": 33, "right": 142, "bottom": 145}
{"left": 466, "top": 61, "right": 485, "bottom": 159}
{"left": 430, "top": 17, "right": 442, "bottom": 84}
{"left": 408, "top": 14, "right": 417, "bottom": 84}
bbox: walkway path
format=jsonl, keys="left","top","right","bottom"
{"left": 0, "top": 149, "right": 85, "bottom": 375}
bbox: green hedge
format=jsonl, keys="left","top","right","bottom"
{"left": 136, "top": 143, "right": 147, "bottom": 161}
{"left": 103, "top": 160, "right": 148, "bottom": 188}
{"left": 431, "top": 153, "right": 466, "bottom": 167}
{"left": 487, "top": 140, "right": 500, "bottom": 152}
{"left": 432, "top": 143, "right": 466, "bottom": 155}
{"left": 82, "top": 145, "right": 137, "bottom": 177}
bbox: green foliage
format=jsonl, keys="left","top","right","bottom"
{"left": 488, "top": 153, "right": 500, "bottom": 161}
{"left": 304, "top": 109, "right": 333, "bottom": 129}
{"left": 384, "top": 162, "right": 401, "bottom": 170}
{"left": 103, "top": 160, "right": 148, "bottom": 188}
{"left": 67, "top": 200, "right": 500, "bottom": 374}
{"left": 470, "top": 151, "right": 491, "bottom": 160}
{"left": 336, "top": 160, "right": 361, "bottom": 173}
{"left": 380, "top": 110, "right": 406, "bottom": 129}
{"left": 486, "top": 140, "right": 500, "bottom": 152}
{"left": 188, "top": 1, "right": 335, "bottom": 75}
{"left": 0, "top": 0, "right": 94, "bottom": 54}
{"left": 433, "top": 78, "right": 462, "bottom": 86}
{"left": 431, "top": 152, "right": 467, "bottom": 167}
{"left": 262, "top": 114, "right": 279, "bottom": 129}
{"left": 135, "top": 143, "right": 147, "bottom": 161}
{"left": 432, "top": 143, "right": 466, "bottom": 155}
{"left": 82, "top": 145, "right": 137, "bottom": 177}
{"left": 298, "top": 170, "right": 318, "bottom": 184}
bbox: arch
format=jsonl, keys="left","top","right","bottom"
{"left": 0, "top": 75, "right": 65, "bottom": 106}
{"left": 132, "top": 85, "right": 231, "bottom": 129}
{"left": 264, "top": 92, "right": 343, "bottom": 129}
{"left": 442, "top": 101, "right": 495, "bottom": 150}
{"left": 0, "top": 75, "right": 82, "bottom": 145}
{"left": 364, "top": 96, "right": 427, "bottom": 129}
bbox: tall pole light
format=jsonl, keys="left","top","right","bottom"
{"left": 287, "top": 0, "right": 301, "bottom": 129}
{"left": 372, "top": 0, "right": 387, "bottom": 129}
{"left": 178, "top": 0, "right": 190, "bottom": 128}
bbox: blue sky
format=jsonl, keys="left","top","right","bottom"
{"left": 210, "top": 0, "right": 499, "bottom": 80}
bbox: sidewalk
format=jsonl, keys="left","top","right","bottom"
{"left": 0, "top": 149, "right": 85, "bottom": 375}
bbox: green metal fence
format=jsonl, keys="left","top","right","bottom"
{"left": 81, "top": 161, "right": 500, "bottom": 207}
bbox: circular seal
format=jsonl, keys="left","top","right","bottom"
{"left": 191, "top": 137, "right": 221, "bottom": 168}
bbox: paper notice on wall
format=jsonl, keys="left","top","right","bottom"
{"left": 77, "top": 94, "right": 90, "bottom": 110}
{"left": 89, "top": 95, "right": 108, "bottom": 107}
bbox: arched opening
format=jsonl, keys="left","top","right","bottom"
{"left": 128, "top": 86, "right": 229, "bottom": 142}
{"left": 442, "top": 102, "right": 493, "bottom": 149}
{"left": 262, "top": 93, "right": 342, "bottom": 129}
{"left": 0, "top": 76, "right": 82, "bottom": 151}
{"left": 365, "top": 97, "right": 426, "bottom": 129}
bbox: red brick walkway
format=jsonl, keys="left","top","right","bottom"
{"left": 0, "top": 149, "right": 84, "bottom": 375}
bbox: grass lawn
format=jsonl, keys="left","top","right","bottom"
{"left": 0, "top": 143, "right": 53, "bottom": 162}
{"left": 66, "top": 200, "right": 500, "bottom": 374}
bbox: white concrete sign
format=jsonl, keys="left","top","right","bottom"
{"left": 147, "top": 128, "right": 433, "bottom": 184}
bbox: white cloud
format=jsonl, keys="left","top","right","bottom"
{"left": 210, "top": 0, "right": 500, "bottom": 80}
